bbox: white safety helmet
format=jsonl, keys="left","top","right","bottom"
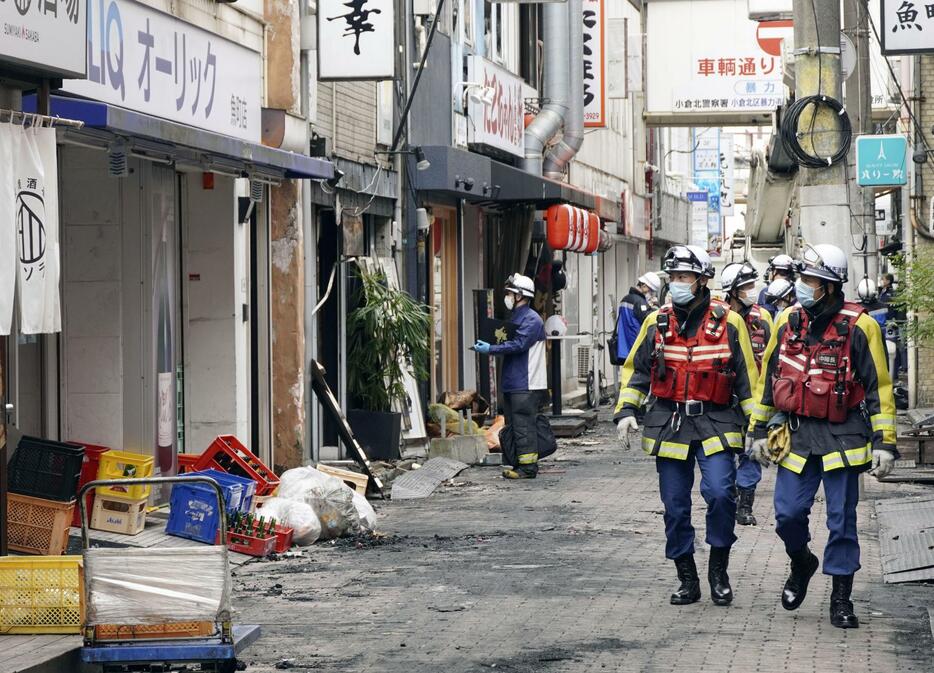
{"left": 768, "top": 254, "right": 796, "bottom": 276}
{"left": 662, "top": 245, "right": 715, "bottom": 278}
{"left": 797, "top": 244, "right": 848, "bottom": 284}
{"left": 719, "top": 261, "right": 759, "bottom": 294}
{"left": 765, "top": 278, "right": 795, "bottom": 304}
{"left": 505, "top": 273, "right": 536, "bottom": 298}
{"left": 857, "top": 278, "right": 878, "bottom": 302}
{"left": 637, "top": 272, "right": 662, "bottom": 294}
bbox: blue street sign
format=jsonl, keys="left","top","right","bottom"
{"left": 855, "top": 134, "right": 908, "bottom": 187}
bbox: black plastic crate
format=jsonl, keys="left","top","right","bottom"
{"left": 8, "top": 436, "right": 86, "bottom": 502}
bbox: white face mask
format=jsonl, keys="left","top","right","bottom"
{"left": 504, "top": 294, "right": 516, "bottom": 310}
{"left": 739, "top": 291, "right": 757, "bottom": 308}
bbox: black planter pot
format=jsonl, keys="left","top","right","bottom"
{"left": 347, "top": 409, "right": 402, "bottom": 461}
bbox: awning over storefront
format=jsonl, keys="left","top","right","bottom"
{"left": 413, "top": 145, "right": 620, "bottom": 223}
{"left": 24, "top": 95, "right": 334, "bottom": 181}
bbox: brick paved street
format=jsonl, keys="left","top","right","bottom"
{"left": 233, "top": 416, "right": 934, "bottom": 673}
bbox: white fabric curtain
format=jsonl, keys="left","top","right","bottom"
{"left": 0, "top": 124, "right": 17, "bottom": 335}
{"left": 15, "top": 125, "right": 61, "bottom": 334}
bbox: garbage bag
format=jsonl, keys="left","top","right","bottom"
{"left": 256, "top": 496, "right": 322, "bottom": 546}
{"left": 278, "top": 466, "right": 360, "bottom": 540}
{"left": 500, "top": 414, "right": 557, "bottom": 466}
{"left": 352, "top": 491, "right": 378, "bottom": 530}
{"left": 438, "top": 390, "right": 477, "bottom": 411}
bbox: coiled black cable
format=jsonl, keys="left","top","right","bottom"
{"left": 779, "top": 95, "right": 852, "bottom": 168}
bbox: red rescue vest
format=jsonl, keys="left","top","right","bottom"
{"left": 650, "top": 299, "right": 735, "bottom": 405}
{"left": 771, "top": 301, "right": 866, "bottom": 423}
{"left": 745, "top": 305, "right": 769, "bottom": 366}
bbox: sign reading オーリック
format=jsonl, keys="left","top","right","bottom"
{"left": 0, "top": 0, "right": 86, "bottom": 78}
{"left": 645, "top": 0, "right": 787, "bottom": 124}
{"left": 855, "top": 135, "right": 908, "bottom": 187}
{"left": 63, "top": 0, "right": 262, "bottom": 143}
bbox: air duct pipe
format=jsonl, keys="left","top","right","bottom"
{"left": 522, "top": 1, "right": 570, "bottom": 175}
{"left": 543, "top": 0, "right": 583, "bottom": 179}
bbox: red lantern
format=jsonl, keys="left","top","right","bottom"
{"left": 545, "top": 205, "right": 600, "bottom": 254}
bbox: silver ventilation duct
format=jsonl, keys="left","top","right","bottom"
{"left": 543, "top": 0, "right": 584, "bottom": 179}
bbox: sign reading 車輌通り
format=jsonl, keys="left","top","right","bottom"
{"left": 62, "top": 0, "right": 262, "bottom": 143}
{"left": 0, "top": 0, "right": 86, "bottom": 78}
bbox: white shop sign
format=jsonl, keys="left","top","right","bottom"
{"left": 0, "top": 0, "right": 86, "bottom": 77}
{"left": 318, "top": 0, "right": 395, "bottom": 80}
{"left": 64, "top": 0, "right": 262, "bottom": 143}
{"left": 646, "top": 0, "right": 786, "bottom": 124}
{"left": 583, "top": 0, "right": 606, "bottom": 127}
{"left": 467, "top": 55, "right": 525, "bottom": 158}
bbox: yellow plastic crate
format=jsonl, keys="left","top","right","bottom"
{"left": 95, "top": 450, "right": 155, "bottom": 500}
{"left": 0, "top": 556, "right": 84, "bottom": 634}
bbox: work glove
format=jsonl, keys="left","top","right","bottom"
{"left": 746, "top": 435, "right": 771, "bottom": 467}
{"left": 473, "top": 340, "right": 491, "bottom": 355}
{"left": 617, "top": 416, "right": 639, "bottom": 445}
{"left": 870, "top": 449, "right": 896, "bottom": 479}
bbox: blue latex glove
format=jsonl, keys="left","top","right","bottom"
{"left": 474, "top": 340, "right": 491, "bottom": 354}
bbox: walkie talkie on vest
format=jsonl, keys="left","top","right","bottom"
{"left": 654, "top": 313, "right": 669, "bottom": 380}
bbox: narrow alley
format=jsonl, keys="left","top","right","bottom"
{"left": 233, "top": 416, "right": 934, "bottom": 673}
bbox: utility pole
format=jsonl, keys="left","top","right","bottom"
{"left": 844, "top": 0, "right": 878, "bottom": 285}
{"left": 792, "top": 0, "right": 859, "bottom": 295}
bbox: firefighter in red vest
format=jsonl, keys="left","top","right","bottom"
{"left": 719, "top": 261, "right": 773, "bottom": 527}
{"left": 615, "top": 245, "right": 759, "bottom": 607}
{"left": 747, "top": 244, "right": 897, "bottom": 629}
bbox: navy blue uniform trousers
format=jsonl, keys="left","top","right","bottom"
{"left": 736, "top": 452, "right": 762, "bottom": 489}
{"left": 774, "top": 454, "right": 861, "bottom": 575}
{"left": 656, "top": 443, "right": 737, "bottom": 559}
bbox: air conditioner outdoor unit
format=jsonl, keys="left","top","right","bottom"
{"left": 577, "top": 345, "right": 591, "bottom": 382}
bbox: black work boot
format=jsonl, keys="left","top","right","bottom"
{"left": 670, "top": 554, "right": 701, "bottom": 605}
{"left": 830, "top": 575, "right": 860, "bottom": 629}
{"left": 735, "top": 487, "right": 758, "bottom": 526}
{"left": 708, "top": 546, "right": 734, "bottom": 606}
{"left": 781, "top": 547, "right": 820, "bottom": 611}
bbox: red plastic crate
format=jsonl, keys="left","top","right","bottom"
{"left": 177, "top": 454, "right": 200, "bottom": 474}
{"left": 194, "top": 436, "right": 279, "bottom": 496}
{"left": 273, "top": 525, "right": 294, "bottom": 554}
{"left": 66, "top": 443, "right": 111, "bottom": 528}
{"left": 226, "top": 530, "right": 276, "bottom": 557}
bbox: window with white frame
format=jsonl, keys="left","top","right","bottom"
{"left": 483, "top": 1, "right": 518, "bottom": 70}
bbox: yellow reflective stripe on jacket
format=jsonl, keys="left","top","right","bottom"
{"left": 724, "top": 432, "right": 743, "bottom": 449}
{"left": 641, "top": 436, "right": 657, "bottom": 454}
{"left": 750, "top": 402, "right": 775, "bottom": 424}
{"left": 871, "top": 413, "right": 897, "bottom": 446}
{"left": 658, "top": 441, "right": 690, "bottom": 460}
{"left": 780, "top": 451, "right": 807, "bottom": 474}
{"left": 822, "top": 444, "right": 873, "bottom": 471}
{"left": 702, "top": 436, "right": 723, "bottom": 456}
{"left": 518, "top": 453, "right": 539, "bottom": 465}
{"left": 740, "top": 398, "right": 756, "bottom": 417}
{"left": 618, "top": 388, "right": 647, "bottom": 407}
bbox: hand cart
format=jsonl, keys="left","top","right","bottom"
{"left": 77, "top": 476, "right": 261, "bottom": 673}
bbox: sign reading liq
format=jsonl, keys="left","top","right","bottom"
{"left": 855, "top": 134, "right": 908, "bottom": 187}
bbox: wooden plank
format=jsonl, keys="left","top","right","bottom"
{"left": 0, "top": 635, "right": 81, "bottom": 673}
{"left": 316, "top": 463, "right": 368, "bottom": 494}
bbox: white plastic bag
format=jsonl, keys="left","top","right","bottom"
{"left": 278, "top": 467, "right": 360, "bottom": 540}
{"left": 257, "top": 496, "right": 322, "bottom": 546}
{"left": 352, "top": 491, "right": 378, "bottom": 531}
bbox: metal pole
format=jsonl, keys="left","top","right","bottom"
{"left": 550, "top": 339, "right": 563, "bottom": 416}
{"left": 0, "top": 337, "right": 6, "bottom": 556}
{"left": 793, "top": 0, "right": 854, "bottom": 292}
{"left": 844, "top": 0, "right": 877, "bottom": 282}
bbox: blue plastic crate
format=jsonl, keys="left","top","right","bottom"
{"left": 165, "top": 480, "right": 231, "bottom": 544}
{"left": 194, "top": 469, "right": 256, "bottom": 513}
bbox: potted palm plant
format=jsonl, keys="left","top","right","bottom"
{"left": 347, "top": 265, "right": 431, "bottom": 460}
